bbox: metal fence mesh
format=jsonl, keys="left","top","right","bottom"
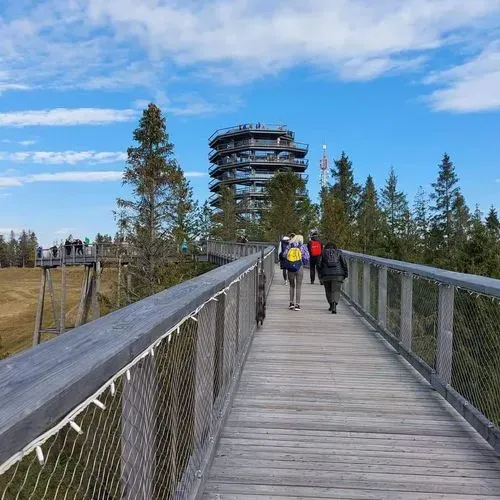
{"left": 386, "top": 269, "right": 401, "bottom": 339}
{"left": 411, "top": 276, "right": 438, "bottom": 369}
{"left": 0, "top": 248, "right": 273, "bottom": 500}
{"left": 452, "top": 289, "right": 500, "bottom": 427}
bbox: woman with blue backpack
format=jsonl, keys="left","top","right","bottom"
{"left": 283, "top": 234, "right": 310, "bottom": 310}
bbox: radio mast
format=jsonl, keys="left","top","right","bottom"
{"left": 320, "top": 144, "right": 328, "bottom": 190}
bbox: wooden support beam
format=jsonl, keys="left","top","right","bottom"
{"left": 400, "top": 273, "right": 413, "bottom": 350}
{"left": 59, "top": 264, "right": 66, "bottom": 335}
{"left": 46, "top": 269, "right": 59, "bottom": 333}
{"left": 32, "top": 268, "right": 47, "bottom": 347}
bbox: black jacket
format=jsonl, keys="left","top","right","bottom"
{"left": 317, "top": 247, "right": 348, "bottom": 279}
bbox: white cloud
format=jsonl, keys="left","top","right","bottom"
{"left": 185, "top": 172, "right": 207, "bottom": 178}
{"left": 19, "top": 140, "right": 37, "bottom": 146}
{"left": 0, "top": 151, "right": 127, "bottom": 165}
{"left": 425, "top": 42, "right": 500, "bottom": 112}
{"left": 54, "top": 227, "right": 77, "bottom": 236}
{"left": 0, "top": 169, "right": 206, "bottom": 186}
{"left": 0, "top": 108, "right": 136, "bottom": 127}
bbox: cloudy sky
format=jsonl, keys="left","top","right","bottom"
{"left": 0, "top": 0, "right": 499, "bottom": 245}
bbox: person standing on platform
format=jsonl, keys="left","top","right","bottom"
{"left": 317, "top": 242, "right": 348, "bottom": 314}
{"left": 283, "top": 234, "right": 310, "bottom": 311}
{"left": 307, "top": 230, "right": 323, "bottom": 284}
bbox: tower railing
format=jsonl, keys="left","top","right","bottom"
{"left": 0, "top": 245, "right": 275, "bottom": 499}
{"left": 341, "top": 250, "right": 500, "bottom": 454}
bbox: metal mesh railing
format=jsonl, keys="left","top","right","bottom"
{"left": 0, "top": 247, "right": 274, "bottom": 499}
{"left": 342, "top": 250, "right": 500, "bottom": 451}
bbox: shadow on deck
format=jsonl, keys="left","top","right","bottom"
{"left": 203, "top": 277, "right": 500, "bottom": 499}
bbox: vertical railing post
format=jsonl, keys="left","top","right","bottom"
{"left": 436, "top": 284, "right": 455, "bottom": 385}
{"left": 378, "top": 267, "right": 388, "bottom": 329}
{"left": 400, "top": 273, "right": 413, "bottom": 350}
{"left": 363, "top": 262, "right": 370, "bottom": 313}
{"left": 350, "top": 260, "right": 358, "bottom": 304}
{"left": 193, "top": 299, "right": 216, "bottom": 472}
{"left": 122, "top": 356, "right": 156, "bottom": 500}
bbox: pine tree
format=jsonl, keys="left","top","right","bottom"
{"left": 8, "top": 231, "right": 17, "bottom": 267}
{"left": 95, "top": 233, "right": 113, "bottom": 244}
{"left": 485, "top": 206, "right": 500, "bottom": 277}
{"left": 485, "top": 207, "right": 500, "bottom": 239}
{"left": 430, "top": 153, "right": 460, "bottom": 252}
{"left": 357, "top": 175, "right": 382, "bottom": 254}
{"left": 299, "top": 198, "right": 320, "bottom": 238}
{"left": 196, "top": 201, "right": 214, "bottom": 241}
{"left": 0, "top": 234, "right": 7, "bottom": 267}
{"left": 449, "top": 193, "right": 470, "bottom": 272}
{"left": 18, "top": 230, "right": 31, "bottom": 267}
{"left": 413, "top": 186, "right": 429, "bottom": 261}
{"left": 262, "top": 170, "right": 306, "bottom": 241}
{"left": 171, "top": 174, "right": 196, "bottom": 247}
{"left": 380, "top": 167, "right": 408, "bottom": 257}
{"left": 466, "top": 205, "right": 489, "bottom": 275}
{"left": 320, "top": 190, "right": 351, "bottom": 248}
{"left": 331, "top": 151, "right": 361, "bottom": 221}
{"left": 212, "top": 185, "right": 239, "bottom": 240}
{"left": 116, "top": 103, "right": 188, "bottom": 297}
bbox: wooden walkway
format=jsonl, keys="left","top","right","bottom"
{"left": 202, "top": 274, "right": 500, "bottom": 499}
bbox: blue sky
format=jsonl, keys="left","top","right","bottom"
{"left": 0, "top": 0, "right": 499, "bottom": 246}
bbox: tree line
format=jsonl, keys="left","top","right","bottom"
{"left": 0, "top": 230, "right": 38, "bottom": 268}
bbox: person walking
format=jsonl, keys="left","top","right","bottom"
{"left": 283, "top": 234, "right": 310, "bottom": 310}
{"left": 317, "top": 242, "right": 348, "bottom": 314}
{"left": 279, "top": 235, "right": 291, "bottom": 284}
{"left": 307, "top": 230, "right": 323, "bottom": 284}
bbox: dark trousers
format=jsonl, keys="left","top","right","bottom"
{"left": 323, "top": 277, "right": 344, "bottom": 305}
{"left": 282, "top": 269, "right": 288, "bottom": 281}
{"left": 309, "top": 256, "right": 320, "bottom": 283}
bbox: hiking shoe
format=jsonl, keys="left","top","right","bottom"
{"left": 294, "top": 304, "right": 301, "bottom": 311}
{"left": 289, "top": 303, "right": 295, "bottom": 310}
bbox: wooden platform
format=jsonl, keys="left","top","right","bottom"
{"left": 202, "top": 273, "right": 500, "bottom": 499}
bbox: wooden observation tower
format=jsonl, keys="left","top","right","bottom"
{"left": 33, "top": 243, "right": 131, "bottom": 346}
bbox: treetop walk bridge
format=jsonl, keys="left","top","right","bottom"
{"left": 0, "top": 242, "right": 499, "bottom": 499}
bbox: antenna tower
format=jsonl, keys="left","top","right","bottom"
{"left": 320, "top": 144, "right": 328, "bottom": 189}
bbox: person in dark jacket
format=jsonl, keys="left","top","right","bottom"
{"left": 307, "top": 231, "right": 323, "bottom": 284}
{"left": 279, "top": 235, "right": 291, "bottom": 284}
{"left": 317, "top": 242, "right": 348, "bottom": 314}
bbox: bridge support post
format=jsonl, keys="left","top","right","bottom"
{"left": 350, "top": 260, "right": 359, "bottom": 304}
{"left": 363, "top": 263, "right": 371, "bottom": 313}
{"left": 32, "top": 268, "right": 47, "bottom": 347}
{"left": 378, "top": 267, "right": 387, "bottom": 328}
{"left": 437, "top": 284, "right": 454, "bottom": 385}
{"left": 400, "top": 274, "right": 413, "bottom": 350}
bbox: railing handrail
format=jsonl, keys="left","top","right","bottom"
{"left": 208, "top": 123, "right": 292, "bottom": 143}
{"left": 343, "top": 249, "right": 500, "bottom": 299}
{"left": 0, "top": 247, "right": 273, "bottom": 466}
{"left": 209, "top": 139, "right": 309, "bottom": 159}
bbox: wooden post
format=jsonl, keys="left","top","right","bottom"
{"left": 122, "top": 356, "right": 156, "bottom": 500}
{"left": 400, "top": 274, "right": 413, "bottom": 350}
{"left": 75, "top": 266, "right": 90, "bottom": 327}
{"left": 378, "top": 267, "right": 388, "bottom": 328}
{"left": 363, "top": 262, "right": 371, "bottom": 313}
{"left": 33, "top": 268, "right": 47, "bottom": 346}
{"left": 46, "top": 269, "right": 59, "bottom": 332}
{"left": 127, "top": 272, "right": 132, "bottom": 304}
{"left": 437, "top": 284, "right": 455, "bottom": 385}
{"left": 117, "top": 256, "right": 122, "bottom": 308}
{"left": 92, "top": 261, "right": 101, "bottom": 320}
{"left": 351, "top": 260, "right": 359, "bottom": 304}
{"left": 59, "top": 264, "right": 66, "bottom": 335}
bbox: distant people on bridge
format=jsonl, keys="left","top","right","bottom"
{"left": 317, "top": 242, "right": 348, "bottom": 314}
{"left": 278, "top": 235, "right": 291, "bottom": 284}
{"left": 307, "top": 230, "right": 323, "bottom": 284}
{"left": 181, "top": 240, "right": 188, "bottom": 255}
{"left": 283, "top": 234, "right": 310, "bottom": 311}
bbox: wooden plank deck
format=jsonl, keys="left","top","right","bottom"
{"left": 202, "top": 272, "right": 500, "bottom": 499}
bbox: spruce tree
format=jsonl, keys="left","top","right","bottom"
{"left": 116, "top": 103, "right": 188, "bottom": 297}
{"left": 466, "top": 206, "right": 489, "bottom": 275}
{"left": 0, "top": 234, "right": 7, "bottom": 267}
{"left": 380, "top": 167, "right": 408, "bottom": 257}
{"left": 449, "top": 193, "right": 470, "bottom": 272}
{"left": 485, "top": 207, "right": 500, "bottom": 277}
{"left": 8, "top": 231, "right": 17, "bottom": 267}
{"left": 430, "top": 153, "right": 460, "bottom": 252}
{"left": 413, "top": 186, "right": 429, "bottom": 261}
{"left": 320, "top": 190, "right": 351, "bottom": 248}
{"left": 196, "top": 201, "right": 214, "bottom": 241}
{"left": 262, "top": 170, "right": 306, "bottom": 241}
{"left": 486, "top": 207, "right": 500, "bottom": 239}
{"left": 331, "top": 151, "right": 361, "bottom": 221}
{"left": 212, "top": 185, "right": 239, "bottom": 240}
{"left": 357, "top": 175, "right": 382, "bottom": 254}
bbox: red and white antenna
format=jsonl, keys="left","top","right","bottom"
{"left": 320, "top": 144, "right": 328, "bottom": 189}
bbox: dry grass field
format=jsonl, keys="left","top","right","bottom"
{"left": 0, "top": 266, "right": 118, "bottom": 358}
